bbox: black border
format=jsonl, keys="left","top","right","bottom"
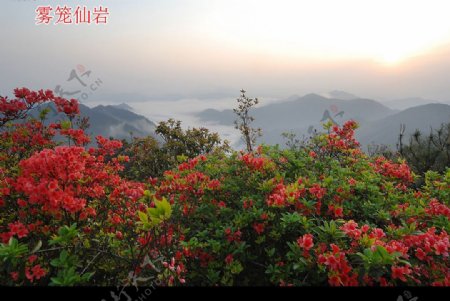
{"left": 1, "top": 286, "right": 447, "bottom": 301}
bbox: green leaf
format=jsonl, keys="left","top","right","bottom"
{"left": 39, "top": 107, "right": 50, "bottom": 120}
{"left": 138, "top": 211, "right": 148, "bottom": 224}
{"left": 81, "top": 272, "right": 95, "bottom": 281}
{"left": 230, "top": 261, "right": 243, "bottom": 274}
{"left": 61, "top": 120, "right": 72, "bottom": 130}
{"left": 147, "top": 197, "right": 172, "bottom": 225}
{"left": 50, "top": 277, "right": 63, "bottom": 286}
{"left": 0, "top": 238, "right": 28, "bottom": 263}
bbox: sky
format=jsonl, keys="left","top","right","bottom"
{"left": 2, "top": 0, "right": 450, "bottom": 105}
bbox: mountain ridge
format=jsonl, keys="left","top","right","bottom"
{"left": 30, "top": 103, "right": 157, "bottom": 142}
{"left": 196, "top": 93, "right": 450, "bottom": 149}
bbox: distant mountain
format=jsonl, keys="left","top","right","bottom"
{"left": 322, "top": 90, "right": 360, "bottom": 100}
{"left": 384, "top": 97, "right": 443, "bottom": 111}
{"left": 197, "top": 93, "right": 450, "bottom": 150}
{"left": 197, "top": 93, "right": 394, "bottom": 146}
{"left": 113, "top": 103, "right": 135, "bottom": 112}
{"left": 87, "top": 104, "right": 156, "bottom": 139}
{"left": 33, "top": 103, "right": 157, "bottom": 142}
{"left": 356, "top": 103, "right": 450, "bottom": 149}
{"left": 198, "top": 93, "right": 393, "bottom": 126}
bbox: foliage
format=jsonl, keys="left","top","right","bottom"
{"left": 120, "top": 119, "right": 229, "bottom": 180}
{"left": 399, "top": 123, "right": 450, "bottom": 177}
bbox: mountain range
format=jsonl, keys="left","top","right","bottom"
{"left": 28, "top": 91, "right": 450, "bottom": 151}
{"left": 383, "top": 97, "right": 445, "bottom": 111}
{"left": 32, "top": 103, "right": 157, "bottom": 142}
{"left": 196, "top": 93, "right": 450, "bottom": 150}
{"left": 356, "top": 103, "right": 450, "bottom": 147}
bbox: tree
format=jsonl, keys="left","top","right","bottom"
{"left": 156, "top": 119, "right": 229, "bottom": 159}
{"left": 398, "top": 123, "right": 450, "bottom": 177}
{"left": 233, "top": 90, "right": 262, "bottom": 152}
{"left": 121, "top": 119, "right": 230, "bottom": 179}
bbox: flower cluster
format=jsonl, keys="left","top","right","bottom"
{"left": 241, "top": 153, "right": 274, "bottom": 171}
{"left": 372, "top": 157, "right": 413, "bottom": 184}
{"left": 325, "top": 120, "right": 360, "bottom": 151}
{"left": 297, "top": 234, "right": 314, "bottom": 257}
{"left": 54, "top": 97, "right": 80, "bottom": 118}
{"left": 318, "top": 244, "right": 358, "bottom": 286}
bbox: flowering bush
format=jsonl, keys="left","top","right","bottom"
{"left": 0, "top": 88, "right": 448, "bottom": 286}
{"left": 147, "top": 121, "right": 449, "bottom": 286}
{"left": 0, "top": 88, "right": 184, "bottom": 286}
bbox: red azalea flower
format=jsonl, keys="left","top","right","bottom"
{"left": 28, "top": 255, "right": 38, "bottom": 264}
{"left": 318, "top": 254, "right": 327, "bottom": 265}
{"left": 361, "top": 224, "right": 370, "bottom": 233}
{"left": 31, "top": 265, "right": 46, "bottom": 280}
{"left": 379, "top": 277, "right": 389, "bottom": 287}
{"left": 334, "top": 206, "right": 343, "bottom": 217}
{"left": 348, "top": 178, "right": 357, "bottom": 186}
{"left": 434, "top": 241, "right": 448, "bottom": 256}
{"left": 16, "top": 199, "right": 27, "bottom": 207}
{"left": 330, "top": 244, "right": 341, "bottom": 254}
{"left": 8, "top": 221, "right": 29, "bottom": 238}
{"left": 340, "top": 220, "right": 361, "bottom": 239}
{"left": 25, "top": 267, "right": 33, "bottom": 282}
{"left": 276, "top": 261, "right": 285, "bottom": 267}
{"left": 253, "top": 223, "right": 265, "bottom": 235}
{"left": 328, "top": 274, "right": 341, "bottom": 286}
{"left": 416, "top": 248, "right": 427, "bottom": 261}
{"left": 309, "top": 184, "right": 326, "bottom": 200}
{"left": 225, "top": 254, "right": 234, "bottom": 265}
{"left": 224, "top": 228, "right": 231, "bottom": 236}
{"left": 297, "top": 234, "right": 314, "bottom": 251}
{"left": 10, "top": 272, "right": 19, "bottom": 281}
{"left": 372, "top": 228, "right": 386, "bottom": 239}
{"left": 243, "top": 199, "right": 253, "bottom": 209}
{"left": 325, "top": 255, "right": 339, "bottom": 268}
{"left": 391, "top": 266, "right": 411, "bottom": 282}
